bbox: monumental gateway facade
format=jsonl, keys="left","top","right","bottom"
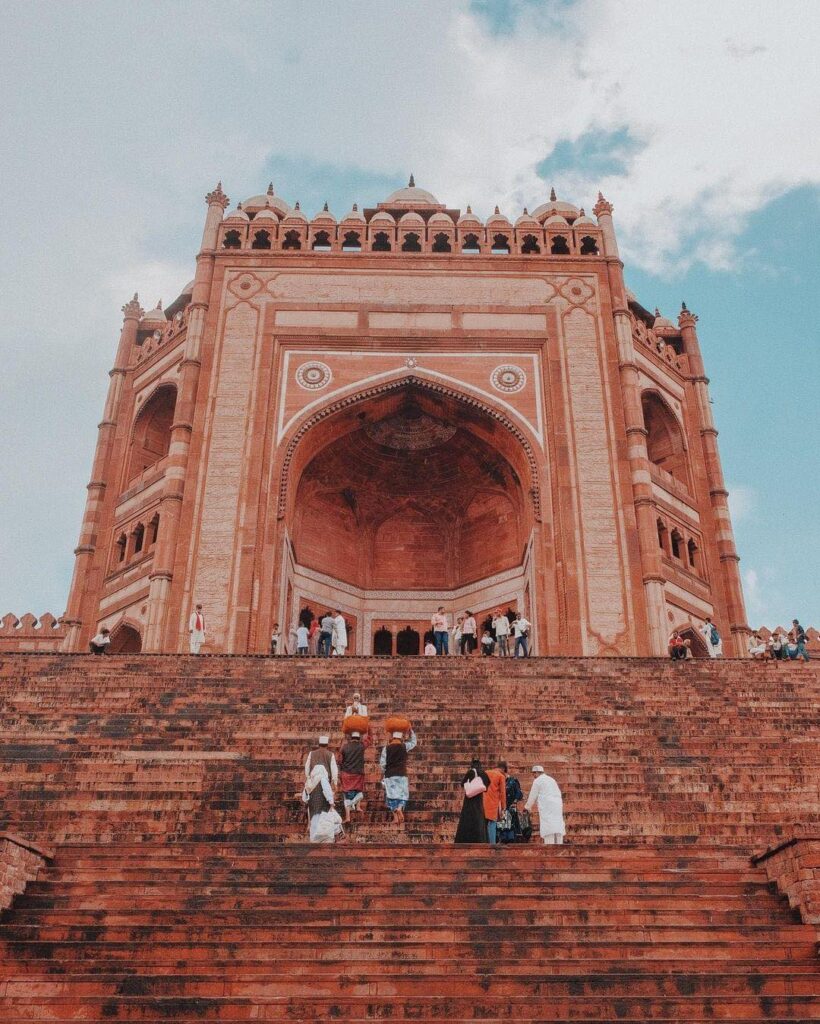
{"left": 55, "top": 179, "right": 749, "bottom": 657}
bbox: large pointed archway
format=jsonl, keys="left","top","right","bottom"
{"left": 272, "top": 378, "right": 544, "bottom": 653}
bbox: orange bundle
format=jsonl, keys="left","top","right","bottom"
{"left": 385, "top": 715, "right": 412, "bottom": 735}
{"left": 342, "top": 714, "right": 369, "bottom": 735}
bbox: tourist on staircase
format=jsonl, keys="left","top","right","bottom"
{"left": 379, "top": 724, "right": 417, "bottom": 824}
{"left": 302, "top": 762, "right": 343, "bottom": 844}
{"left": 332, "top": 609, "right": 348, "bottom": 656}
{"left": 493, "top": 609, "right": 510, "bottom": 657}
{"left": 270, "top": 622, "right": 280, "bottom": 655}
{"left": 668, "top": 631, "right": 687, "bottom": 660}
{"left": 512, "top": 612, "right": 531, "bottom": 657}
{"left": 430, "top": 606, "right": 449, "bottom": 655}
{"left": 308, "top": 614, "right": 320, "bottom": 656}
{"left": 699, "top": 617, "right": 723, "bottom": 658}
{"left": 339, "top": 730, "right": 369, "bottom": 824}
{"left": 305, "top": 734, "right": 339, "bottom": 788}
{"left": 480, "top": 629, "right": 495, "bottom": 656}
{"left": 497, "top": 761, "right": 525, "bottom": 844}
{"left": 790, "top": 619, "right": 810, "bottom": 661}
{"left": 451, "top": 616, "right": 463, "bottom": 656}
{"left": 88, "top": 627, "right": 111, "bottom": 654}
{"left": 748, "top": 631, "right": 768, "bottom": 659}
{"left": 483, "top": 763, "right": 507, "bottom": 845}
{"left": 525, "top": 765, "right": 565, "bottom": 845}
{"left": 295, "top": 621, "right": 309, "bottom": 656}
{"left": 319, "top": 611, "right": 334, "bottom": 657}
{"left": 460, "top": 611, "right": 477, "bottom": 654}
{"left": 188, "top": 604, "right": 206, "bottom": 654}
{"left": 424, "top": 638, "right": 437, "bottom": 655}
{"left": 344, "top": 692, "right": 369, "bottom": 720}
{"left": 455, "top": 758, "right": 491, "bottom": 843}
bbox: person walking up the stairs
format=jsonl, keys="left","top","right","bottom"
{"left": 339, "top": 730, "right": 369, "bottom": 823}
{"left": 188, "top": 604, "right": 206, "bottom": 654}
{"left": 305, "top": 735, "right": 339, "bottom": 788}
{"left": 380, "top": 728, "right": 417, "bottom": 824}
{"left": 302, "top": 763, "right": 343, "bottom": 843}
{"left": 483, "top": 764, "right": 507, "bottom": 845}
{"left": 332, "top": 609, "right": 348, "bottom": 656}
{"left": 455, "top": 758, "right": 490, "bottom": 843}
{"left": 525, "top": 765, "right": 565, "bottom": 845}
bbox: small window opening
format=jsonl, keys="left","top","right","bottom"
{"left": 251, "top": 229, "right": 271, "bottom": 250}
{"left": 432, "top": 232, "right": 451, "bottom": 253}
{"left": 342, "top": 230, "right": 361, "bottom": 251}
{"left": 312, "top": 230, "right": 332, "bottom": 251}
{"left": 223, "top": 230, "right": 242, "bottom": 249}
{"left": 521, "top": 234, "right": 541, "bottom": 254}
{"left": 372, "top": 231, "right": 392, "bottom": 252}
{"left": 657, "top": 519, "right": 667, "bottom": 553}
{"left": 462, "top": 232, "right": 481, "bottom": 253}
{"left": 401, "top": 232, "right": 422, "bottom": 252}
{"left": 580, "top": 235, "right": 599, "bottom": 255}
{"left": 373, "top": 627, "right": 393, "bottom": 656}
{"left": 116, "top": 533, "right": 127, "bottom": 563}
{"left": 491, "top": 233, "right": 510, "bottom": 254}
{"left": 550, "top": 235, "right": 570, "bottom": 255}
{"left": 149, "top": 514, "right": 160, "bottom": 546}
{"left": 670, "top": 529, "right": 682, "bottom": 560}
{"left": 282, "top": 230, "right": 302, "bottom": 250}
{"left": 687, "top": 538, "right": 698, "bottom": 569}
{"left": 133, "top": 523, "right": 145, "bottom": 556}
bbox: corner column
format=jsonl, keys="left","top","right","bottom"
{"left": 594, "top": 193, "right": 667, "bottom": 655}
{"left": 143, "top": 183, "right": 229, "bottom": 651}
{"left": 62, "top": 295, "right": 144, "bottom": 650}
{"left": 678, "top": 305, "right": 750, "bottom": 656}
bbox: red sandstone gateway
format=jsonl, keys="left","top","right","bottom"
{"left": 21, "top": 179, "right": 752, "bottom": 656}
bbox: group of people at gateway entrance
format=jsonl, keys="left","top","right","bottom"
{"left": 268, "top": 606, "right": 533, "bottom": 658}
{"left": 300, "top": 691, "right": 565, "bottom": 846}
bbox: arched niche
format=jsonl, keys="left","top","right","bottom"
{"left": 127, "top": 384, "right": 177, "bottom": 484}
{"left": 108, "top": 622, "right": 142, "bottom": 654}
{"left": 641, "top": 391, "right": 690, "bottom": 489}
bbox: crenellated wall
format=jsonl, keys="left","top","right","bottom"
{"left": 0, "top": 613, "right": 66, "bottom": 653}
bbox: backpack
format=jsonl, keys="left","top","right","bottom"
{"left": 710, "top": 626, "right": 720, "bottom": 646}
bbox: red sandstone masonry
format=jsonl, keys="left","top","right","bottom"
{"left": 753, "top": 836, "right": 820, "bottom": 926}
{"left": 0, "top": 832, "right": 53, "bottom": 911}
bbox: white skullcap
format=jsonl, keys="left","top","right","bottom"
{"left": 318, "top": 735, "right": 329, "bottom": 745}
{"left": 351, "top": 731, "right": 361, "bottom": 738}
{"left": 353, "top": 691, "right": 361, "bottom": 698}
{"left": 532, "top": 764, "right": 544, "bottom": 773}
{"left": 391, "top": 731, "right": 404, "bottom": 738}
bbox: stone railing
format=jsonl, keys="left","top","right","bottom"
{"left": 0, "top": 613, "right": 67, "bottom": 653}
{"left": 752, "top": 836, "right": 820, "bottom": 926}
{"left": 0, "top": 832, "right": 54, "bottom": 912}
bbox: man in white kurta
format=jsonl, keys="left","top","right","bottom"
{"left": 332, "top": 610, "right": 348, "bottom": 656}
{"left": 525, "top": 765, "right": 565, "bottom": 845}
{"left": 699, "top": 618, "right": 723, "bottom": 658}
{"left": 188, "top": 604, "right": 206, "bottom": 654}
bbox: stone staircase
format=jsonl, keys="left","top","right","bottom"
{"left": 0, "top": 653, "right": 818, "bottom": 1020}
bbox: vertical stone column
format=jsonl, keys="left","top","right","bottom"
{"left": 143, "top": 183, "right": 229, "bottom": 652}
{"left": 678, "top": 304, "right": 750, "bottom": 656}
{"left": 594, "top": 193, "right": 667, "bottom": 655}
{"left": 62, "top": 294, "right": 144, "bottom": 650}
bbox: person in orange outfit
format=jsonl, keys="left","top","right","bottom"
{"left": 483, "top": 764, "right": 507, "bottom": 845}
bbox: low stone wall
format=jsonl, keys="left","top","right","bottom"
{"left": 0, "top": 832, "right": 54, "bottom": 911}
{"left": 0, "top": 613, "right": 66, "bottom": 653}
{"left": 753, "top": 836, "right": 820, "bottom": 925}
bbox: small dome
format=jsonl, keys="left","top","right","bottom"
{"left": 457, "top": 205, "right": 482, "bottom": 227}
{"left": 312, "top": 202, "right": 337, "bottom": 224}
{"left": 370, "top": 209, "right": 396, "bottom": 225}
{"left": 224, "top": 205, "right": 249, "bottom": 222}
{"left": 532, "top": 189, "right": 579, "bottom": 222}
{"left": 399, "top": 210, "right": 425, "bottom": 226}
{"left": 652, "top": 308, "right": 674, "bottom": 329}
{"left": 543, "top": 213, "right": 570, "bottom": 227}
{"left": 385, "top": 175, "right": 439, "bottom": 206}
{"left": 428, "top": 211, "right": 454, "bottom": 226}
{"left": 515, "top": 208, "right": 540, "bottom": 229}
{"left": 141, "top": 300, "right": 167, "bottom": 324}
{"left": 282, "top": 202, "right": 308, "bottom": 223}
{"left": 243, "top": 184, "right": 291, "bottom": 217}
{"left": 341, "top": 203, "right": 366, "bottom": 223}
{"left": 573, "top": 208, "right": 596, "bottom": 227}
{"left": 253, "top": 207, "right": 279, "bottom": 222}
{"left": 486, "top": 206, "right": 511, "bottom": 227}
{"left": 181, "top": 279, "right": 195, "bottom": 294}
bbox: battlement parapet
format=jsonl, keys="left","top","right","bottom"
{"left": 0, "top": 612, "right": 67, "bottom": 652}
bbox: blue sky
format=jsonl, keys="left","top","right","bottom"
{"left": 0, "top": 0, "right": 817, "bottom": 628}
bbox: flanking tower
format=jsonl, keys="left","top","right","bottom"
{"left": 58, "top": 179, "right": 749, "bottom": 656}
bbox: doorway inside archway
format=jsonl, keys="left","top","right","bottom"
{"left": 109, "top": 624, "right": 142, "bottom": 654}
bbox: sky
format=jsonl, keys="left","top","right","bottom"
{"left": 0, "top": 0, "right": 818, "bottom": 628}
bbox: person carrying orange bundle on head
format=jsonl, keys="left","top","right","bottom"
{"left": 380, "top": 717, "right": 417, "bottom": 825}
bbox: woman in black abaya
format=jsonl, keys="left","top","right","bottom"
{"left": 454, "top": 757, "right": 491, "bottom": 844}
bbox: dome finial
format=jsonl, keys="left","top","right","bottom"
{"left": 523, "top": 207, "right": 529, "bottom": 215}
{"left": 352, "top": 202, "right": 358, "bottom": 211}
{"left": 408, "top": 173, "right": 415, "bottom": 188}
{"left": 323, "top": 200, "right": 329, "bottom": 212}
{"left": 681, "top": 300, "right": 688, "bottom": 312}
{"left": 655, "top": 308, "right": 661, "bottom": 318}
{"left": 550, "top": 187, "right": 557, "bottom": 202}
{"left": 267, "top": 182, "right": 274, "bottom": 195}
{"left": 466, "top": 204, "right": 472, "bottom": 214}
{"left": 494, "top": 205, "right": 500, "bottom": 215}
{"left": 295, "top": 200, "right": 301, "bottom": 210}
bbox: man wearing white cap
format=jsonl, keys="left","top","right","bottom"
{"left": 339, "top": 729, "right": 369, "bottom": 822}
{"left": 524, "top": 765, "right": 565, "bottom": 845}
{"left": 344, "top": 692, "right": 368, "bottom": 719}
{"left": 380, "top": 728, "right": 418, "bottom": 824}
{"left": 305, "top": 734, "right": 339, "bottom": 788}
